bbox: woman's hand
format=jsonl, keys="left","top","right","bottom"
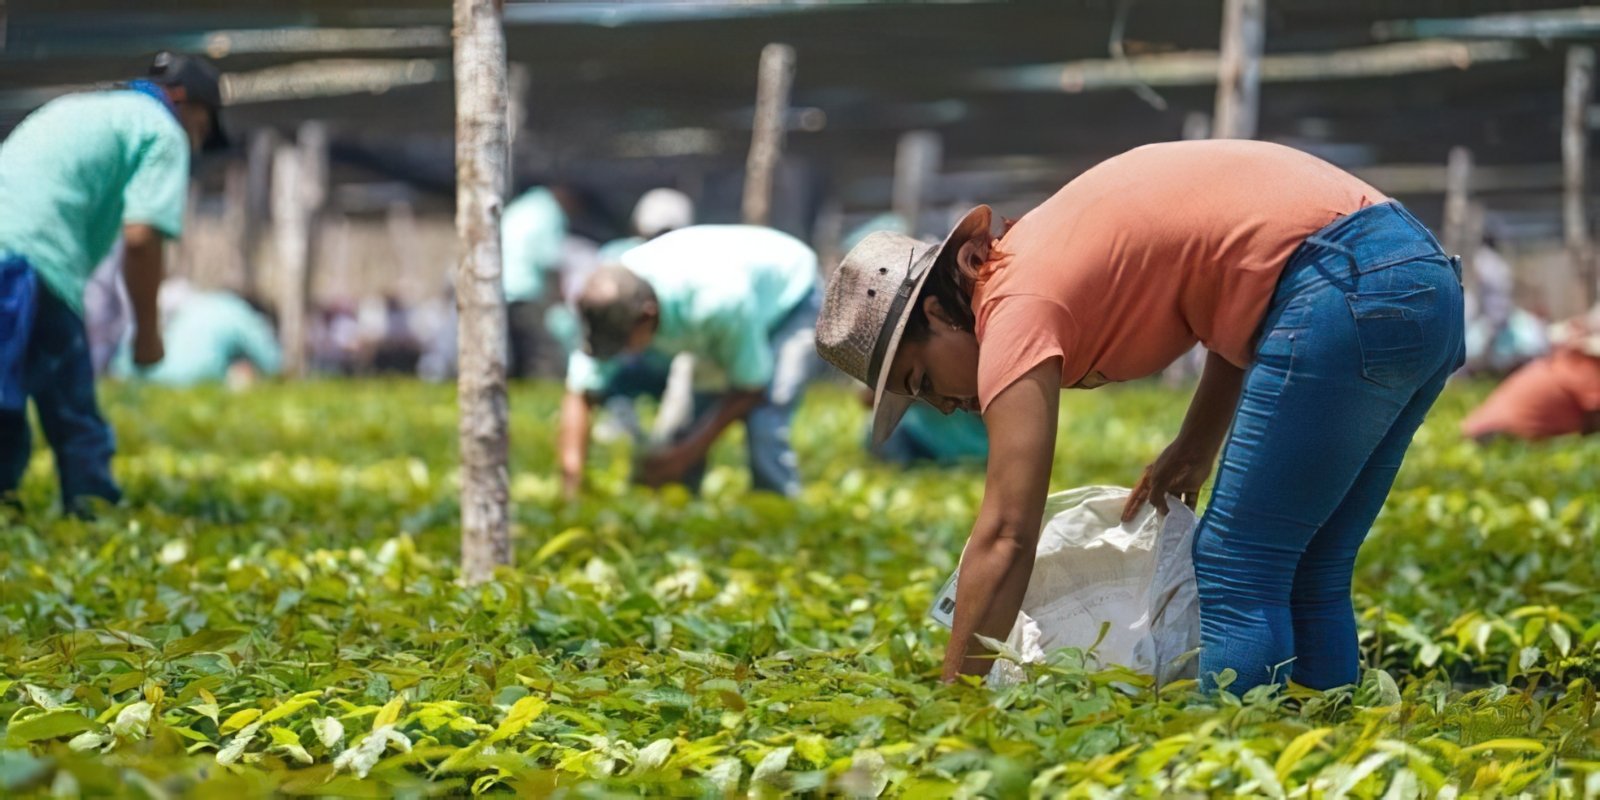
{"left": 1122, "top": 436, "right": 1214, "bottom": 522}
{"left": 1121, "top": 351, "right": 1247, "bottom": 523}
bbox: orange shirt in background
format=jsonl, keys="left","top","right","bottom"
{"left": 1461, "top": 349, "right": 1600, "bottom": 441}
{"left": 972, "top": 139, "right": 1384, "bottom": 410}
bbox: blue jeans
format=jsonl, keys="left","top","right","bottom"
{"left": 1194, "top": 202, "right": 1465, "bottom": 693}
{"left": 0, "top": 255, "right": 123, "bottom": 512}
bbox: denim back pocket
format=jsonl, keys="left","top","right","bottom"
{"left": 1345, "top": 287, "right": 1436, "bottom": 388}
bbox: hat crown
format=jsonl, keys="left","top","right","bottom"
{"left": 816, "top": 230, "right": 934, "bottom": 387}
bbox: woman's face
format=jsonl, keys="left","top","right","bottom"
{"left": 883, "top": 297, "right": 981, "bottom": 415}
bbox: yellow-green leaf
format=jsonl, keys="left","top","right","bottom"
{"left": 1275, "top": 727, "right": 1332, "bottom": 781}
{"left": 220, "top": 708, "right": 262, "bottom": 734}
{"left": 261, "top": 694, "right": 320, "bottom": 725}
{"left": 372, "top": 695, "right": 405, "bottom": 732}
{"left": 486, "top": 696, "right": 546, "bottom": 745}
{"left": 164, "top": 629, "right": 248, "bottom": 658}
{"left": 5, "top": 710, "right": 95, "bottom": 745}
{"left": 534, "top": 527, "right": 587, "bottom": 565}
{"left": 1459, "top": 739, "right": 1547, "bottom": 757}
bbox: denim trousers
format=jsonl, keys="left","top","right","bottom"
{"left": 1194, "top": 202, "right": 1465, "bottom": 693}
{"left": 0, "top": 255, "right": 123, "bottom": 511}
{"left": 606, "top": 287, "right": 824, "bottom": 498}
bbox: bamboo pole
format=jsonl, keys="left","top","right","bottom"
{"left": 1213, "top": 0, "right": 1264, "bottom": 139}
{"left": 453, "top": 0, "right": 512, "bottom": 585}
{"left": 1565, "top": 46, "right": 1597, "bottom": 310}
{"left": 742, "top": 43, "right": 795, "bottom": 226}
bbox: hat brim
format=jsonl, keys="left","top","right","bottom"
{"left": 867, "top": 204, "right": 992, "bottom": 446}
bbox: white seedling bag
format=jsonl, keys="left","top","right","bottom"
{"left": 929, "top": 485, "right": 1200, "bottom": 685}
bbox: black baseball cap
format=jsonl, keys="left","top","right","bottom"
{"left": 148, "top": 51, "right": 229, "bottom": 152}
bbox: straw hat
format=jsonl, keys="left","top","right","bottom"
{"left": 816, "top": 205, "right": 991, "bottom": 445}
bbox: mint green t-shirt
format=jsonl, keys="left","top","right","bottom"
{"left": 501, "top": 187, "right": 566, "bottom": 303}
{"left": 596, "top": 236, "right": 644, "bottom": 265}
{"left": 567, "top": 225, "right": 817, "bottom": 394}
{"left": 113, "top": 291, "right": 282, "bottom": 387}
{"left": 0, "top": 90, "right": 190, "bottom": 316}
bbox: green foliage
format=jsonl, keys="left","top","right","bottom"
{"left": 1, "top": 381, "right": 1596, "bottom": 797}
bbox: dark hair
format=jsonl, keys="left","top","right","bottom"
{"left": 904, "top": 248, "right": 978, "bottom": 341}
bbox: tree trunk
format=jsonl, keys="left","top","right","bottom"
{"left": 742, "top": 43, "right": 795, "bottom": 226}
{"left": 1564, "top": 46, "right": 1596, "bottom": 310}
{"left": 1213, "top": 0, "right": 1264, "bottom": 140}
{"left": 454, "top": 0, "right": 512, "bottom": 585}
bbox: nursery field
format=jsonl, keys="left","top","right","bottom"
{"left": 0, "top": 381, "right": 1596, "bottom": 797}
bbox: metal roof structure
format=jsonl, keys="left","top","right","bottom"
{"left": 4, "top": 1, "right": 1599, "bottom": 235}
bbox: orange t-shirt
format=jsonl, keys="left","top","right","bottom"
{"left": 972, "top": 140, "right": 1384, "bottom": 410}
{"left": 1461, "top": 349, "right": 1600, "bottom": 440}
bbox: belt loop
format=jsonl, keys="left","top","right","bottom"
{"left": 1304, "top": 234, "right": 1361, "bottom": 293}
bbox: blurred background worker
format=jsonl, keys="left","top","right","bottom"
{"left": 1462, "top": 309, "right": 1600, "bottom": 441}
{"left": 1461, "top": 235, "right": 1549, "bottom": 377}
{"left": 580, "top": 188, "right": 697, "bottom": 442}
{"left": 0, "top": 52, "right": 224, "bottom": 512}
{"left": 558, "top": 225, "right": 824, "bottom": 498}
{"left": 113, "top": 280, "right": 282, "bottom": 389}
{"left": 846, "top": 214, "right": 989, "bottom": 468}
{"left": 500, "top": 185, "right": 568, "bottom": 379}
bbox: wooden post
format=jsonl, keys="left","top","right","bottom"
{"left": 506, "top": 62, "right": 530, "bottom": 194}
{"left": 222, "top": 160, "right": 250, "bottom": 292}
{"left": 241, "top": 130, "right": 277, "bottom": 297}
{"left": 1463, "top": 200, "right": 1486, "bottom": 302}
{"left": 1213, "top": 0, "right": 1264, "bottom": 140}
{"left": 454, "top": 0, "right": 512, "bottom": 585}
{"left": 742, "top": 43, "right": 796, "bottom": 226}
{"left": 1442, "top": 146, "right": 1473, "bottom": 259}
{"left": 270, "top": 122, "right": 327, "bottom": 379}
{"left": 1565, "top": 46, "right": 1597, "bottom": 310}
{"left": 892, "top": 130, "right": 942, "bottom": 237}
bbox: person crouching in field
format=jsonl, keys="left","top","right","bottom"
{"left": 558, "top": 225, "right": 825, "bottom": 499}
{"left": 814, "top": 140, "right": 1465, "bottom": 694}
{"left": 0, "top": 53, "right": 225, "bottom": 514}
{"left": 1462, "top": 310, "right": 1600, "bottom": 441}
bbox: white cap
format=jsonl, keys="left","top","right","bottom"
{"left": 632, "top": 188, "right": 694, "bottom": 238}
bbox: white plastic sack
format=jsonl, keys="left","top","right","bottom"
{"left": 929, "top": 485, "right": 1200, "bottom": 686}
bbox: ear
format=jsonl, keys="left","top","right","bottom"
{"left": 922, "top": 294, "right": 956, "bottom": 327}
{"left": 954, "top": 233, "right": 991, "bottom": 277}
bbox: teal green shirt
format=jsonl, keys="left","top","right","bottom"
{"left": 114, "top": 292, "right": 282, "bottom": 386}
{"left": 567, "top": 225, "right": 817, "bottom": 394}
{"left": 0, "top": 90, "right": 190, "bottom": 316}
{"left": 897, "top": 405, "right": 990, "bottom": 462}
{"left": 501, "top": 188, "right": 566, "bottom": 303}
{"left": 596, "top": 236, "right": 644, "bottom": 265}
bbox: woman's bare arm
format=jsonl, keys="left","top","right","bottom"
{"left": 943, "top": 358, "right": 1061, "bottom": 681}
